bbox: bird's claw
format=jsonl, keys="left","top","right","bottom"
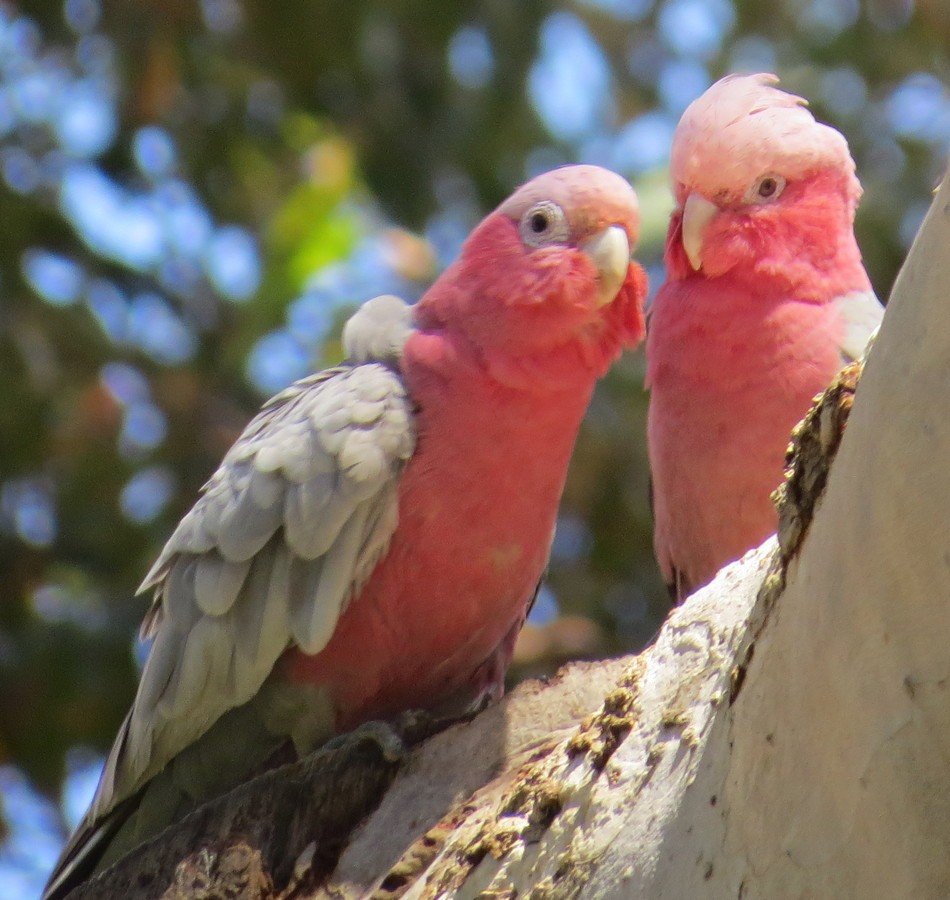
{"left": 322, "top": 720, "right": 408, "bottom": 764}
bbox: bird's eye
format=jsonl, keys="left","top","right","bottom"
{"left": 746, "top": 174, "right": 787, "bottom": 204}
{"left": 519, "top": 201, "right": 571, "bottom": 248}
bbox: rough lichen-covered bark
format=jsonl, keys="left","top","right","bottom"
{"left": 773, "top": 357, "right": 864, "bottom": 572}
{"left": 69, "top": 721, "right": 414, "bottom": 899}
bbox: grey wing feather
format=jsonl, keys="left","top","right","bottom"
{"left": 43, "top": 297, "right": 417, "bottom": 900}
{"left": 85, "top": 360, "right": 415, "bottom": 832}
{"left": 290, "top": 499, "right": 371, "bottom": 653}
{"left": 835, "top": 289, "right": 884, "bottom": 363}
{"left": 194, "top": 555, "right": 252, "bottom": 616}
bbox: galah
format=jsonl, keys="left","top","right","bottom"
{"left": 646, "top": 74, "right": 883, "bottom": 602}
{"left": 44, "top": 164, "right": 648, "bottom": 898}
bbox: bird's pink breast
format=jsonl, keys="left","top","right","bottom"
{"left": 287, "top": 329, "right": 595, "bottom": 729}
{"left": 648, "top": 278, "right": 845, "bottom": 591}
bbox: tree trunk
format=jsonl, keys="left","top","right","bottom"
{"left": 76, "top": 170, "right": 950, "bottom": 900}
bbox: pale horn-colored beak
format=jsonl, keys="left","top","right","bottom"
{"left": 580, "top": 225, "right": 631, "bottom": 306}
{"left": 681, "top": 193, "right": 719, "bottom": 272}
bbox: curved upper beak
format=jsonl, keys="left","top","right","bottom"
{"left": 580, "top": 225, "right": 631, "bottom": 306}
{"left": 681, "top": 193, "right": 719, "bottom": 272}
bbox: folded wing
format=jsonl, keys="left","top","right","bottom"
{"left": 46, "top": 350, "right": 415, "bottom": 898}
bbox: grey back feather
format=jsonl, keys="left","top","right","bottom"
{"left": 45, "top": 296, "right": 416, "bottom": 900}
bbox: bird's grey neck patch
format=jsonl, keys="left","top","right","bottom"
{"left": 343, "top": 294, "right": 415, "bottom": 364}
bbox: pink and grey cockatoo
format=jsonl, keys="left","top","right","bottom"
{"left": 44, "top": 165, "right": 648, "bottom": 898}
{"left": 646, "top": 74, "right": 883, "bottom": 602}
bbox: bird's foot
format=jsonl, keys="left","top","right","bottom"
{"left": 322, "top": 719, "right": 408, "bottom": 764}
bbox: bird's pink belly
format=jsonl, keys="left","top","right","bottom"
{"left": 281, "top": 339, "right": 585, "bottom": 732}
{"left": 284, "top": 512, "right": 544, "bottom": 731}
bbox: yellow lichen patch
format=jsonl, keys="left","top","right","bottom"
{"left": 462, "top": 756, "right": 567, "bottom": 870}
{"left": 660, "top": 707, "right": 690, "bottom": 729}
{"left": 525, "top": 857, "right": 595, "bottom": 900}
{"left": 373, "top": 809, "right": 474, "bottom": 899}
{"left": 565, "top": 660, "right": 643, "bottom": 771}
{"left": 417, "top": 663, "right": 646, "bottom": 899}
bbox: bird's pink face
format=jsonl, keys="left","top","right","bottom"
{"left": 416, "top": 165, "right": 648, "bottom": 377}
{"left": 664, "top": 73, "right": 861, "bottom": 286}
{"left": 666, "top": 167, "right": 856, "bottom": 282}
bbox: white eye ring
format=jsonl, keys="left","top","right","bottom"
{"left": 519, "top": 200, "right": 571, "bottom": 248}
{"left": 745, "top": 173, "right": 786, "bottom": 204}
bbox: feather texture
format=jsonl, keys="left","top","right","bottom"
{"left": 116, "top": 361, "right": 414, "bottom": 808}
{"left": 45, "top": 305, "right": 416, "bottom": 900}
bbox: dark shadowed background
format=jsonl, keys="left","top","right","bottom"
{"left": 0, "top": 0, "right": 947, "bottom": 892}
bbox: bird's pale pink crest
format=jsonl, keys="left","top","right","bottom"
{"left": 670, "top": 73, "right": 860, "bottom": 208}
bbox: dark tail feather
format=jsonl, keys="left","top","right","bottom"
{"left": 41, "top": 793, "right": 139, "bottom": 900}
